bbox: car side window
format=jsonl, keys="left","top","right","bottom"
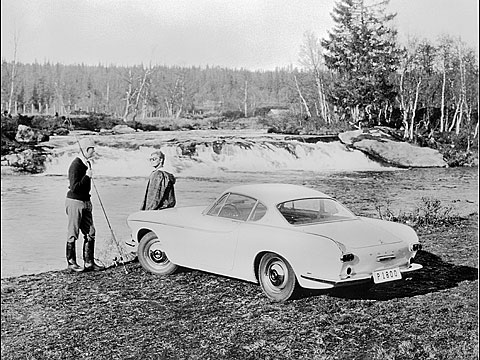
{"left": 249, "top": 202, "right": 267, "bottom": 222}
{"left": 207, "top": 194, "right": 228, "bottom": 216}
{"left": 217, "top": 193, "right": 257, "bottom": 221}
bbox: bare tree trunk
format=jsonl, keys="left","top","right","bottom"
{"left": 455, "top": 51, "right": 466, "bottom": 135}
{"left": 315, "top": 75, "right": 326, "bottom": 122}
{"left": 106, "top": 82, "right": 110, "bottom": 113}
{"left": 409, "top": 79, "right": 422, "bottom": 141}
{"left": 165, "top": 98, "right": 173, "bottom": 117}
{"left": 455, "top": 99, "right": 464, "bottom": 135}
{"left": 399, "top": 69, "right": 410, "bottom": 139}
{"left": 142, "top": 89, "right": 148, "bottom": 120}
{"left": 132, "top": 69, "right": 151, "bottom": 121}
{"left": 8, "top": 31, "right": 19, "bottom": 114}
{"left": 123, "top": 70, "right": 133, "bottom": 122}
{"left": 440, "top": 66, "right": 446, "bottom": 132}
{"left": 465, "top": 104, "right": 472, "bottom": 151}
{"left": 244, "top": 80, "right": 248, "bottom": 117}
{"left": 294, "top": 75, "right": 312, "bottom": 118}
{"left": 448, "top": 99, "right": 461, "bottom": 132}
{"left": 176, "top": 79, "right": 185, "bottom": 118}
{"left": 321, "top": 88, "right": 329, "bottom": 123}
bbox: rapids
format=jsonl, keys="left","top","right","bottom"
{"left": 42, "top": 129, "right": 391, "bottom": 177}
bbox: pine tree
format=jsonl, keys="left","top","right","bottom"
{"left": 322, "top": 0, "right": 402, "bottom": 125}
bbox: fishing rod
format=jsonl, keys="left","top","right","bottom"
{"left": 59, "top": 99, "right": 129, "bottom": 274}
{"left": 71, "top": 122, "right": 129, "bottom": 275}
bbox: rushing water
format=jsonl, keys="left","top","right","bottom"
{"left": 1, "top": 130, "right": 478, "bottom": 278}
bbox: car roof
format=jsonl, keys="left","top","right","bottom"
{"left": 225, "top": 183, "right": 332, "bottom": 206}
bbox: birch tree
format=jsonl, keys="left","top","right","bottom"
{"left": 293, "top": 74, "right": 312, "bottom": 118}
{"left": 122, "top": 66, "right": 153, "bottom": 122}
{"left": 7, "top": 29, "right": 20, "bottom": 114}
{"left": 299, "top": 31, "right": 330, "bottom": 123}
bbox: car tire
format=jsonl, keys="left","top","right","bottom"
{"left": 138, "top": 232, "right": 178, "bottom": 275}
{"left": 258, "top": 253, "right": 297, "bottom": 302}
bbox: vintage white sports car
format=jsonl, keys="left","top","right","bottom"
{"left": 126, "top": 183, "right": 423, "bottom": 301}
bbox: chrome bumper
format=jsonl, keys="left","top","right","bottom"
{"left": 301, "top": 263, "right": 423, "bottom": 287}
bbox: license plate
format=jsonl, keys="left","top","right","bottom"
{"left": 373, "top": 268, "right": 401, "bottom": 284}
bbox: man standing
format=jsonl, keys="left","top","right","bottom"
{"left": 141, "top": 150, "right": 176, "bottom": 211}
{"left": 65, "top": 137, "right": 104, "bottom": 272}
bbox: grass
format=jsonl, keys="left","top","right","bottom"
{"left": 374, "top": 196, "right": 460, "bottom": 228}
{"left": 1, "top": 214, "right": 478, "bottom": 360}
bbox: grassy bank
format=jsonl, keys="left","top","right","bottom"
{"left": 1, "top": 214, "right": 478, "bottom": 360}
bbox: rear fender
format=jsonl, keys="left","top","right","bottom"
{"left": 250, "top": 231, "right": 344, "bottom": 289}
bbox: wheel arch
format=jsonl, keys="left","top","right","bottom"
{"left": 253, "top": 250, "right": 298, "bottom": 283}
{"left": 137, "top": 228, "right": 155, "bottom": 242}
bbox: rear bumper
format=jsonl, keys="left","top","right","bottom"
{"left": 300, "top": 263, "right": 423, "bottom": 289}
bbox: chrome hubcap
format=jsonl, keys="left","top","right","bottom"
{"left": 267, "top": 261, "right": 286, "bottom": 288}
{"left": 148, "top": 243, "right": 167, "bottom": 264}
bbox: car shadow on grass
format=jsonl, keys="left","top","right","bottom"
{"left": 299, "top": 250, "right": 478, "bottom": 302}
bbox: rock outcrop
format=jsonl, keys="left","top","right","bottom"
{"left": 338, "top": 128, "right": 447, "bottom": 168}
{"left": 1, "top": 124, "right": 52, "bottom": 173}
{"left": 112, "top": 124, "right": 136, "bottom": 134}
{"left": 1, "top": 148, "right": 48, "bottom": 173}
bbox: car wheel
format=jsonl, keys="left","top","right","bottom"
{"left": 258, "top": 253, "right": 297, "bottom": 302}
{"left": 138, "top": 232, "right": 177, "bottom": 275}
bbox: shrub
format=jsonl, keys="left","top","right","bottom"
{"left": 375, "top": 197, "right": 458, "bottom": 228}
{"left": 221, "top": 110, "right": 245, "bottom": 120}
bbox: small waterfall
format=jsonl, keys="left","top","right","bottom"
{"left": 43, "top": 132, "right": 392, "bottom": 177}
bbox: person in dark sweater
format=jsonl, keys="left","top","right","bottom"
{"left": 141, "top": 150, "right": 176, "bottom": 211}
{"left": 65, "top": 137, "right": 104, "bottom": 272}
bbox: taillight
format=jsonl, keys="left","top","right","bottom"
{"left": 409, "top": 244, "right": 422, "bottom": 252}
{"left": 341, "top": 253, "right": 354, "bottom": 262}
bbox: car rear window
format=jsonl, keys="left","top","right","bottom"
{"left": 277, "top": 198, "right": 355, "bottom": 225}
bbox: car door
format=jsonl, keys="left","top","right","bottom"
{"left": 187, "top": 193, "right": 257, "bottom": 272}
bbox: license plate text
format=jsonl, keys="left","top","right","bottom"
{"left": 373, "top": 268, "right": 402, "bottom": 284}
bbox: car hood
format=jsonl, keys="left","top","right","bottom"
{"left": 299, "top": 217, "right": 405, "bottom": 249}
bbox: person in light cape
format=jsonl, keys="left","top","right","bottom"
{"left": 141, "top": 150, "right": 176, "bottom": 211}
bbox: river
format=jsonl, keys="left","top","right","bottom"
{"left": 1, "top": 130, "right": 477, "bottom": 278}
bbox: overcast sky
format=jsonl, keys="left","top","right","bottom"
{"left": 1, "top": 0, "right": 478, "bottom": 70}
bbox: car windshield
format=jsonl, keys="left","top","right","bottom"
{"left": 277, "top": 198, "right": 355, "bottom": 225}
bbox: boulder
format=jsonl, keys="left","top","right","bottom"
{"left": 54, "top": 127, "right": 70, "bottom": 136}
{"left": 15, "top": 124, "right": 37, "bottom": 143}
{"left": 339, "top": 129, "right": 447, "bottom": 168}
{"left": 338, "top": 130, "right": 363, "bottom": 146}
{"left": 112, "top": 124, "right": 136, "bottom": 134}
{"left": 14, "top": 124, "right": 49, "bottom": 144}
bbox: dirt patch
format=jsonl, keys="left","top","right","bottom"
{"left": 1, "top": 215, "right": 478, "bottom": 359}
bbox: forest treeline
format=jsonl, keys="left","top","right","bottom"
{"left": 1, "top": 0, "right": 478, "bottom": 148}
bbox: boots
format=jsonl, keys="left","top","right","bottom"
{"left": 66, "top": 242, "right": 84, "bottom": 272}
{"left": 83, "top": 239, "right": 105, "bottom": 272}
